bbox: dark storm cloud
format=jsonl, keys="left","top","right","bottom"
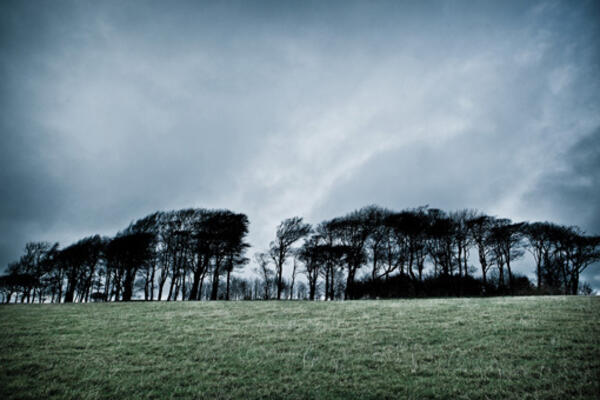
{"left": 523, "top": 130, "right": 600, "bottom": 235}
{"left": 1, "top": 0, "right": 599, "bottom": 286}
{"left": 521, "top": 130, "right": 600, "bottom": 287}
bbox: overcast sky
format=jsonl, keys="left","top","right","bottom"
{"left": 1, "top": 0, "right": 599, "bottom": 286}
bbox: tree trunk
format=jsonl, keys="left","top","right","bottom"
{"left": 226, "top": 270, "right": 231, "bottom": 301}
{"left": 198, "top": 269, "right": 207, "bottom": 300}
{"left": 536, "top": 257, "right": 542, "bottom": 290}
{"left": 289, "top": 260, "right": 297, "bottom": 300}
{"left": 143, "top": 269, "right": 150, "bottom": 301}
{"left": 345, "top": 264, "right": 357, "bottom": 300}
{"left": 372, "top": 250, "right": 378, "bottom": 281}
{"left": 103, "top": 273, "right": 111, "bottom": 301}
{"left": 482, "top": 268, "right": 487, "bottom": 287}
{"left": 457, "top": 244, "right": 463, "bottom": 278}
{"left": 407, "top": 251, "right": 416, "bottom": 280}
{"left": 276, "top": 260, "right": 283, "bottom": 300}
{"left": 505, "top": 257, "right": 514, "bottom": 294}
{"left": 181, "top": 272, "right": 187, "bottom": 300}
{"left": 167, "top": 270, "right": 177, "bottom": 301}
{"left": 149, "top": 264, "right": 155, "bottom": 301}
{"left": 158, "top": 276, "right": 165, "bottom": 301}
{"left": 189, "top": 266, "right": 202, "bottom": 301}
{"left": 263, "top": 278, "right": 269, "bottom": 300}
{"left": 113, "top": 279, "right": 121, "bottom": 302}
{"left": 122, "top": 268, "right": 136, "bottom": 302}
{"left": 572, "top": 270, "right": 579, "bottom": 295}
{"left": 210, "top": 259, "right": 221, "bottom": 300}
{"left": 324, "top": 267, "right": 330, "bottom": 301}
{"left": 173, "top": 274, "right": 181, "bottom": 301}
{"left": 330, "top": 268, "right": 336, "bottom": 300}
{"left": 64, "top": 276, "right": 76, "bottom": 303}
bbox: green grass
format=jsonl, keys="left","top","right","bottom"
{"left": 1, "top": 297, "right": 599, "bottom": 399}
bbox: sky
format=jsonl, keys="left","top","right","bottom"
{"left": 1, "top": 0, "right": 599, "bottom": 287}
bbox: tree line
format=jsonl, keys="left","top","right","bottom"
{"left": 1, "top": 205, "right": 598, "bottom": 303}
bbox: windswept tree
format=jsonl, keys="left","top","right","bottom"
{"left": 363, "top": 206, "right": 392, "bottom": 280}
{"left": 205, "top": 211, "right": 250, "bottom": 300}
{"left": 224, "top": 252, "right": 250, "bottom": 301}
{"left": 386, "top": 208, "right": 429, "bottom": 281}
{"left": 163, "top": 210, "right": 197, "bottom": 301}
{"left": 426, "top": 209, "right": 456, "bottom": 277}
{"left": 105, "top": 231, "right": 155, "bottom": 301}
{"left": 299, "top": 235, "right": 324, "bottom": 300}
{"left": 548, "top": 227, "right": 600, "bottom": 294}
{"left": 154, "top": 211, "right": 181, "bottom": 300}
{"left": 467, "top": 214, "right": 495, "bottom": 287}
{"left": 269, "top": 217, "right": 311, "bottom": 300}
{"left": 38, "top": 243, "right": 62, "bottom": 302}
{"left": 0, "top": 271, "right": 22, "bottom": 303}
{"left": 330, "top": 207, "right": 378, "bottom": 299}
{"left": 2, "top": 262, "right": 38, "bottom": 303}
{"left": 523, "top": 222, "right": 556, "bottom": 290}
{"left": 288, "top": 251, "right": 301, "bottom": 300}
{"left": 73, "top": 235, "right": 105, "bottom": 302}
{"left": 188, "top": 210, "right": 212, "bottom": 301}
{"left": 112, "top": 208, "right": 251, "bottom": 302}
{"left": 8, "top": 242, "right": 59, "bottom": 303}
{"left": 566, "top": 232, "right": 600, "bottom": 294}
{"left": 61, "top": 236, "right": 106, "bottom": 303}
{"left": 254, "top": 252, "right": 273, "bottom": 299}
{"left": 451, "top": 209, "right": 477, "bottom": 278}
{"left": 126, "top": 212, "right": 161, "bottom": 300}
{"left": 488, "top": 219, "right": 525, "bottom": 292}
{"left": 314, "top": 220, "right": 350, "bottom": 300}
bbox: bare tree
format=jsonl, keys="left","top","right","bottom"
{"left": 254, "top": 252, "right": 273, "bottom": 299}
{"left": 489, "top": 219, "right": 525, "bottom": 293}
{"left": 467, "top": 214, "right": 495, "bottom": 288}
{"left": 523, "top": 222, "right": 556, "bottom": 290}
{"left": 269, "top": 217, "right": 311, "bottom": 300}
{"left": 299, "top": 235, "right": 323, "bottom": 300}
{"left": 451, "top": 209, "right": 476, "bottom": 278}
{"left": 550, "top": 227, "right": 600, "bottom": 294}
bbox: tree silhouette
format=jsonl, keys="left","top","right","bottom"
{"left": 254, "top": 252, "right": 273, "bottom": 299}
{"left": 488, "top": 219, "right": 525, "bottom": 293}
{"left": 269, "top": 217, "right": 311, "bottom": 300}
{"left": 467, "top": 215, "right": 495, "bottom": 288}
{"left": 523, "top": 222, "right": 556, "bottom": 290}
{"left": 105, "top": 232, "right": 154, "bottom": 301}
{"left": 2, "top": 204, "right": 598, "bottom": 302}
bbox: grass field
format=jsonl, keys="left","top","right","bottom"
{"left": 1, "top": 297, "right": 599, "bottom": 399}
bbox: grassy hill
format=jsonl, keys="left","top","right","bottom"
{"left": 1, "top": 297, "right": 599, "bottom": 399}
